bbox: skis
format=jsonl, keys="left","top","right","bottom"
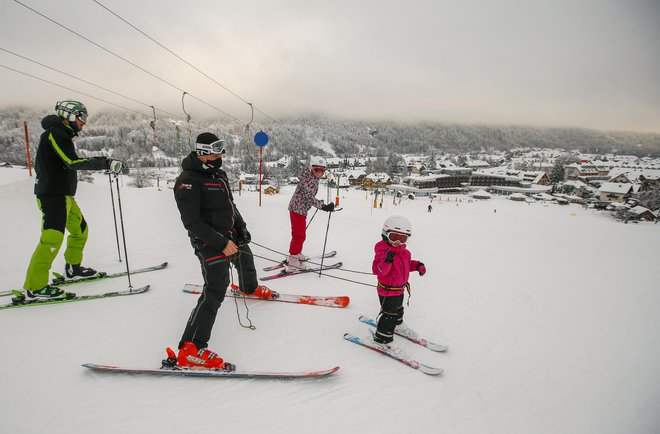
{"left": 262, "top": 251, "right": 337, "bottom": 272}
{"left": 82, "top": 363, "right": 340, "bottom": 379}
{"left": 0, "top": 262, "right": 167, "bottom": 298}
{"left": 358, "top": 316, "right": 449, "bottom": 352}
{"left": 182, "top": 284, "right": 350, "bottom": 308}
{"left": 260, "top": 262, "right": 343, "bottom": 281}
{"left": 51, "top": 262, "right": 168, "bottom": 287}
{"left": 343, "top": 333, "right": 442, "bottom": 375}
{"left": 0, "top": 285, "right": 150, "bottom": 310}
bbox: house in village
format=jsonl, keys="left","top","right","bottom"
{"left": 564, "top": 162, "right": 609, "bottom": 181}
{"left": 263, "top": 185, "right": 279, "bottom": 195}
{"left": 363, "top": 173, "right": 391, "bottom": 189}
{"left": 627, "top": 206, "right": 656, "bottom": 221}
{"left": 597, "top": 182, "right": 634, "bottom": 203}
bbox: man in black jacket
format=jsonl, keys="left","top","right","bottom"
{"left": 171, "top": 132, "right": 271, "bottom": 369}
{"left": 18, "top": 100, "right": 122, "bottom": 303}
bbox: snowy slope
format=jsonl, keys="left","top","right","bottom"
{"left": 0, "top": 166, "right": 659, "bottom": 434}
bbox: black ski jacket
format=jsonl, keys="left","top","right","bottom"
{"left": 174, "top": 152, "right": 247, "bottom": 252}
{"left": 33, "top": 115, "right": 109, "bottom": 196}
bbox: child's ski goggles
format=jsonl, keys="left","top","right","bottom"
{"left": 383, "top": 230, "right": 409, "bottom": 244}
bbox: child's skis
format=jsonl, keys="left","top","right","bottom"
{"left": 358, "top": 316, "right": 448, "bottom": 352}
{"left": 343, "top": 333, "right": 442, "bottom": 375}
{"left": 262, "top": 251, "right": 337, "bottom": 272}
{"left": 260, "top": 262, "right": 342, "bottom": 281}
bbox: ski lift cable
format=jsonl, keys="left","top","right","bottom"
{"left": 0, "top": 46, "right": 181, "bottom": 119}
{"left": 13, "top": 0, "right": 239, "bottom": 121}
{"left": 0, "top": 63, "right": 149, "bottom": 116}
{"left": 90, "top": 0, "right": 277, "bottom": 123}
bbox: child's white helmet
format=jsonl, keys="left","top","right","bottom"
{"left": 382, "top": 215, "right": 412, "bottom": 236}
{"left": 309, "top": 156, "right": 327, "bottom": 168}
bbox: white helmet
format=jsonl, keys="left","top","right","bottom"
{"left": 382, "top": 215, "right": 412, "bottom": 236}
{"left": 309, "top": 156, "right": 327, "bottom": 168}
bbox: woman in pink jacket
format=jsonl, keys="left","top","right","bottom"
{"left": 371, "top": 215, "right": 426, "bottom": 346}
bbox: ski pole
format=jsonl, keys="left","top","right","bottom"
{"left": 318, "top": 210, "right": 333, "bottom": 277}
{"left": 114, "top": 175, "right": 133, "bottom": 290}
{"left": 306, "top": 208, "right": 319, "bottom": 230}
{"left": 108, "top": 173, "right": 122, "bottom": 262}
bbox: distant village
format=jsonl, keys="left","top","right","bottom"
{"left": 255, "top": 148, "right": 660, "bottom": 223}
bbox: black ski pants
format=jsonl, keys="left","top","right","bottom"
{"left": 179, "top": 238, "right": 258, "bottom": 349}
{"left": 374, "top": 294, "right": 404, "bottom": 343}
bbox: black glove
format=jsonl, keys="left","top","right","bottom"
{"left": 235, "top": 227, "right": 251, "bottom": 245}
{"left": 384, "top": 250, "right": 395, "bottom": 263}
{"left": 321, "top": 202, "right": 335, "bottom": 212}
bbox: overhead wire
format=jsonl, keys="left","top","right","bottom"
{"left": 90, "top": 0, "right": 278, "bottom": 123}
{"left": 13, "top": 0, "right": 241, "bottom": 122}
{"left": 0, "top": 46, "right": 179, "bottom": 119}
{"left": 0, "top": 63, "right": 148, "bottom": 116}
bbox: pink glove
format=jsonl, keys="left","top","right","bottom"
{"left": 417, "top": 262, "right": 426, "bottom": 276}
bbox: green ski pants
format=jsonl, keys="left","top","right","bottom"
{"left": 23, "top": 195, "right": 89, "bottom": 290}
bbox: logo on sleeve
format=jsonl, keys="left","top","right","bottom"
{"left": 178, "top": 183, "right": 193, "bottom": 190}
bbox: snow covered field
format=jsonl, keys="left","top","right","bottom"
{"left": 0, "top": 165, "right": 658, "bottom": 434}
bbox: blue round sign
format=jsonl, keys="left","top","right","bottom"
{"left": 254, "top": 131, "right": 269, "bottom": 147}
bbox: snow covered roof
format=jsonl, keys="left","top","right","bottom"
{"left": 597, "top": 182, "right": 633, "bottom": 194}
{"left": 470, "top": 189, "right": 492, "bottom": 199}
{"left": 365, "top": 173, "right": 391, "bottom": 181}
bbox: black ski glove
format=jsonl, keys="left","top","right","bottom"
{"left": 235, "top": 227, "right": 251, "bottom": 245}
{"left": 321, "top": 202, "right": 335, "bottom": 212}
{"left": 384, "top": 250, "right": 395, "bottom": 263}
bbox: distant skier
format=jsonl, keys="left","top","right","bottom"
{"left": 16, "top": 100, "right": 122, "bottom": 304}
{"left": 169, "top": 132, "right": 272, "bottom": 369}
{"left": 427, "top": 204, "right": 433, "bottom": 213}
{"left": 286, "top": 156, "right": 335, "bottom": 273}
{"left": 370, "top": 215, "right": 426, "bottom": 347}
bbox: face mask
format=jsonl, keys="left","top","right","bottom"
{"left": 69, "top": 120, "right": 80, "bottom": 133}
{"left": 207, "top": 158, "right": 223, "bottom": 169}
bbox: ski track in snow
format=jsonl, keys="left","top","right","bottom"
{"left": 0, "top": 166, "right": 659, "bottom": 434}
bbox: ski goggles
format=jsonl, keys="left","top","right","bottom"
{"left": 312, "top": 166, "right": 326, "bottom": 174}
{"left": 384, "top": 230, "right": 409, "bottom": 244}
{"left": 76, "top": 111, "right": 88, "bottom": 122}
{"left": 196, "top": 139, "right": 226, "bottom": 155}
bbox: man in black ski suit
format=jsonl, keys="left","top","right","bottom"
{"left": 172, "top": 132, "right": 271, "bottom": 368}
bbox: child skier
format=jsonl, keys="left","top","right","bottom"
{"left": 371, "top": 215, "right": 426, "bottom": 346}
{"left": 286, "top": 156, "right": 335, "bottom": 273}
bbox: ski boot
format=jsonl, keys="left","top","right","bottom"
{"left": 230, "top": 283, "right": 275, "bottom": 300}
{"left": 64, "top": 264, "right": 105, "bottom": 280}
{"left": 285, "top": 254, "right": 311, "bottom": 273}
{"left": 167, "top": 342, "right": 234, "bottom": 371}
{"left": 395, "top": 322, "right": 419, "bottom": 339}
{"left": 27, "top": 286, "right": 72, "bottom": 300}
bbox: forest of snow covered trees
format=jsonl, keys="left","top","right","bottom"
{"left": 2, "top": 106, "right": 660, "bottom": 172}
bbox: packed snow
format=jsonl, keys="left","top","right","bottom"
{"left": 0, "top": 166, "right": 658, "bottom": 434}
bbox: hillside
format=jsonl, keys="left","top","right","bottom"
{"left": 2, "top": 107, "right": 660, "bottom": 168}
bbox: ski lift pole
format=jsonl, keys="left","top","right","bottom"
{"left": 319, "top": 210, "right": 333, "bottom": 278}
{"left": 23, "top": 121, "right": 32, "bottom": 176}
{"left": 114, "top": 175, "right": 132, "bottom": 290}
{"left": 254, "top": 130, "right": 269, "bottom": 207}
{"left": 182, "top": 92, "right": 192, "bottom": 149}
{"left": 108, "top": 173, "right": 122, "bottom": 262}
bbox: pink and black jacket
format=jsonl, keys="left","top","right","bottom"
{"left": 372, "top": 240, "right": 422, "bottom": 297}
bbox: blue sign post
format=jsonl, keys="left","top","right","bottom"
{"left": 254, "top": 131, "right": 269, "bottom": 206}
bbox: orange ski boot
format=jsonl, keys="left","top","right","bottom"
{"left": 230, "top": 283, "right": 274, "bottom": 299}
{"left": 175, "top": 341, "right": 226, "bottom": 369}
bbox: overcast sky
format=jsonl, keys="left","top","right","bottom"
{"left": 1, "top": 0, "right": 659, "bottom": 133}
